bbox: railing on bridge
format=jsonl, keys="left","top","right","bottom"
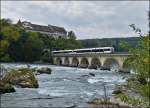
{"left": 52, "top": 52, "right": 130, "bottom": 57}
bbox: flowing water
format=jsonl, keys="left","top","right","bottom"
{"left": 0, "top": 63, "right": 129, "bottom": 107}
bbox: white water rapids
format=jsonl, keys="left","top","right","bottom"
{"left": 1, "top": 63, "right": 129, "bottom": 107}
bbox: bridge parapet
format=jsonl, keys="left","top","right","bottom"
{"left": 52, "top": 52, "right": 130, "bottom": 57}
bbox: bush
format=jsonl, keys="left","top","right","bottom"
{"left": 0, "top": 54, "right": 12, "bottom": 62}
{"left": 116, "top": 92, "right": 148, "bottom": 107}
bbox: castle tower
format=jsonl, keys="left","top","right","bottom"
{"left": 17, "top": 19, "right": 22, "bottom": 26}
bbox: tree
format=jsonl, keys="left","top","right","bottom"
{"left": 8, "top": 31, "right": 44, "bottom": 62}
{"left": 0, "top": 19, "right": 20, "bottom": 61}
{"left": 120, "top": 12, "right": 150, "bottom": 104}
{"left": 126, "top": 25, "right": 149, "bottom": 84}
{"left": 68, "top": 31, "right": 76, "bottom": 40}
{"left": 41, "top": 50, "right": 52, "bottom": 63}
{"left": 0, "top": 18, "right": 12, "bottom": 27}
{"left": 115, "top": 12, "right": 150, "bottom": 107}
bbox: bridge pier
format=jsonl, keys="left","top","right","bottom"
{"left": 68, "top": 57, "right": 72, "bottom": 66}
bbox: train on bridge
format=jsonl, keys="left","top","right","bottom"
{"left": 52, "top": 47, "right": 114, "bottom": 54}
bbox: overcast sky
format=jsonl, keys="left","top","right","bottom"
{"left": 1, "top": 1, "right": 149, "bottom": 39}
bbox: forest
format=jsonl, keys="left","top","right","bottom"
{"left": 0, "top": 18, "right": 82, "bottom": 63}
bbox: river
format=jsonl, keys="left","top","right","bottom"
{"left": 1, "top": 63, "right": 129, "bottom": 107}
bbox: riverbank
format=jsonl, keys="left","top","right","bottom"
{"left": 112, "top": 77, "right": 149, "bottom": 108}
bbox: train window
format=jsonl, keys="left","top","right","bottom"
{"left": 75, "top": 50, "right": 91, "bottom": 53}
{"left": 53, "top": 52, "right": 59, "bottom": 54}
{"left": 53, "top": 51, "right": 72, "bottom": 54}
{"left": 83, "top": 50, "right": 91, "bottom": 52}
{"left": 93, "top": 49, "right": 99, "bottom": 52}
{"left": 62, "top": 52, "right": 67, "bottom": 53}
{"left": 92, "top": 49, "right": 103, "bottom": 52}
{"left": 99, "top": 49, "right": 104, "bottom": 52}
{"left": 75, "top": 51, "right": 81, "bottom": 53}
{"left": 104, "top": 49, "right": 110, "bottom": 51}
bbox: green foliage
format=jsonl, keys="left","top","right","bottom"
{"left": 8, "top": 31, "right": 44, "bottom": 62}
{"left": 137, "top": 84, "right": 150, "bottom": 99}
{"left": 0, "top": 19, "right": 21, "bottom": 61}
{"left": 118, "top": 22, "right": 150, "bottom": 107}
{"left": 39, "top": 31, "right": 83, "bottom": 50}
{"left": 0, "top": 54, "right": 12, "bottom": 62}
{"left": 41, "top": 51, "right": 52, "bottom": 63}
{"left": 125, "top": 28, "right": 149, "bottom": 85}
{"left": 1, "top": 26, "right": 20, "bottom": 42}
{"left": 116, "top": 92, "right": 148, "bottom": 107}
{"left": 0, "top": 18, "right": 12, "bottom": 27}
{"left": 126, "top": 78, "right": 149, "bottom": 99}
{"left": 68, "top": 31, "right": 76, "bottom": 40}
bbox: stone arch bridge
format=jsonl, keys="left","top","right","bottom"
{"left": 52, "top": 53, "right": 130, "bottom": 72}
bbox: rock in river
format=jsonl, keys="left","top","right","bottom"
{"left": 89, "top": 73, "right": 95, "bottom": 77}
{"left": 36, "top": 67, "right": 52, "bottom": 74}
{"left": 2, "top": 68, "right": 39, "bottom": 88}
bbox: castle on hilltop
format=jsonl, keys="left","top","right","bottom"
{"left": 17, "top": 20, "right": 67, "bottom": 39}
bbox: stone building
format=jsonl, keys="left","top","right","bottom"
{"left": 17, "top": 20, "right": 67, "bottom": 39}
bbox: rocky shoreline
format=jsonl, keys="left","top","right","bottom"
{"left": 0, "top": 67, "right": 52, "bottom": 94}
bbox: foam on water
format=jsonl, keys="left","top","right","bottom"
{"left": 38, "top": 89, "right": 77, "bottom": 97}
{"left": 87, "top": 78, "right": 100, "bottom": 84}
{"left": 83, "top": 91, "right": 93, "bottom": 96}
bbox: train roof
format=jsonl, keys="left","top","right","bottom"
{"left": 52, "top": 47, "right": 114, "bottom": 52}
{"left": 74, "top": 47, "right": 114, "bottom": 51}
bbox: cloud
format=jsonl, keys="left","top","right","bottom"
{"left": 1, "top": 1, "right": 149, "bottom": 39}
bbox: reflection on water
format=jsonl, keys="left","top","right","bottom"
{"left": 1, "top": 63, "right": 129, "bottom": 107}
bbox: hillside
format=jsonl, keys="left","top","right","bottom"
{"left": 78, "top": 37, "right": 140, "bottom": 52}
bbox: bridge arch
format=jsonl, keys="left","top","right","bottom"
{"left": 56, "top": 57, "right": 62, "bottom": 65}
{"left": 72, "top": 57, "right": 79, "bottom": 67}
{"left": 90, "top": 57, "right": 101, "bottom": 69}
{"left": 80, "top": 58, "right": 89, "bottom": 68}
{"left": 103, "top": 58, "right": 120, "bottom": 70}
{"left": 64, "top": 57, "right": 69, "bottom": 66}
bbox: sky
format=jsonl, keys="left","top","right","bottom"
{"left": 1, "top": 1, "right": 149, "bottom": 39}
